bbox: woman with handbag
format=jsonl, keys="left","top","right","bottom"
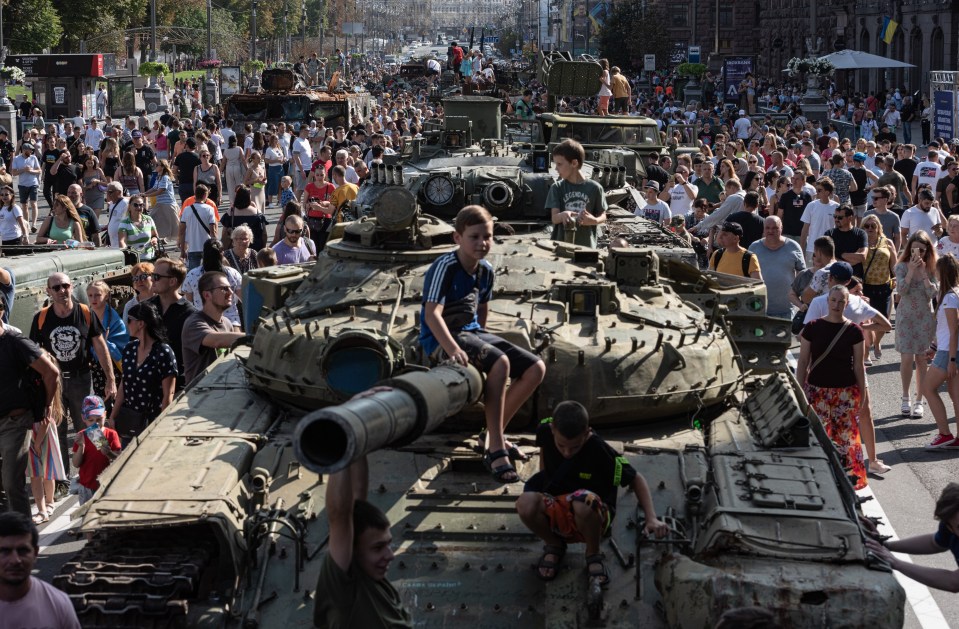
{"left": 796, "top": 285, "right": 868, "bottom": 490}
{"left": 109, "top": 302, "right": 177, "bottom": 447}
{"left": 860, "top": 214, "right": 898, "bottom": 360}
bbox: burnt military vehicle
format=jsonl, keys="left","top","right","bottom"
{"left": 224, "top": 67, "right": 371, "bottom": 132}
{"left": 56, "top": 162, "right": 904, "bottom": 627}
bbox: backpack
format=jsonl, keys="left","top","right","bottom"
{"left": 712, "top": 248, "right": 755, "bottom": 277}
{"left": 26, "top": 304, "right": 94, "bottom": 420}
{"left": 36, "top": 303, "right": 92, "bottom": 330}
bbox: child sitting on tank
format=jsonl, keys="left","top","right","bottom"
{"left": 420, "top": 205, "right": 546, "bottom": 484}
{"left": 515, "top": 401, "right": 668, "bottom": 584}
{"left": 548, "top": 139, "right": 607, "bottom": 248}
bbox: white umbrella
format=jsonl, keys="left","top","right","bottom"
{"left": 818, "top": 50, "right": 915, "bottom": 70}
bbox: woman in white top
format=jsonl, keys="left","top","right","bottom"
{"left": 0, "top": 186, "right": 29, "bottom": 245}
{"left": 920, "top": 255, "right": 959, "bottom": 449}
{"left": 597, "top": 59, "right": 612, "bottom": 116}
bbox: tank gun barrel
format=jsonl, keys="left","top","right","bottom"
{"left": 293, "top": 364, "right": 483, "bottom": 473}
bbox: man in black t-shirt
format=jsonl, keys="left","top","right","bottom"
{"left": 643, "top": 151, "right": 669, "bottom": 191}
{"left": 727, "top": 191, "right": 765, "bottom": 248}
{"left": 172, "top": 138, "right": 202, "bottom": 200}
{"left": 0, "top": 299, "right": 59, "bottom": 517}
{"left": 515, "top": 401, "right": 668, "bottom": 584}
{"left": 147, "top": 258, "right": 196, "bottom": 390}
{"left": 30, "top": 272, "right": 116, "bottom": 475}
{"left": 132, "top": 131, "right": 156, "bottom": 176}
{"left": 824, "top": 204, "right": 868, "bottom": 278}
{"left": 48, "top": 151, "right": 82, "bottom": 197}
{"left": 894, "top": 144, "right": 919, "bottom": 193}
{"left": 778, "top": 172, "right": 813, "bottom": 238}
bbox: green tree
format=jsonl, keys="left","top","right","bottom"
{"left": 5, "top": 0, "right": 63, "bottom": 54}
{"left": 52, "top": 0, "right": 146, "bottom": 51}
{"left": 597, "top": 2, "right": 671, "bottom": 73}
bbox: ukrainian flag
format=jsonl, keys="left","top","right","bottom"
{"left": 881, "top": 16, "right": 898, "bottom": 44}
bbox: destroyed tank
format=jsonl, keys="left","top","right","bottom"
{"left": 56, "top": 171, "right": 905, "bottom": 627}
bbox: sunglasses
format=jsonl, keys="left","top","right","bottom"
{"left": 864, "top": 224, "right": 878, "bottom": 230}
{"left": 150, "top": 272, "right": 174, "bottom": 281}
{"left": 286, "top": 229, "right": 303, "bottom": 234}
{"left": 210, "top": 286, "right": 234, "bottom": 294}
{"left": 130, "top": 203, "right": 144, "bottom": 208}
{"left": 132, "top": 273, "right": 150, "bottom": 282}
{"left": 833, "top": 214, "right": 850, "bottom": 219}
{"left": 49, "top": 283, "right": 72, "bottom": 292}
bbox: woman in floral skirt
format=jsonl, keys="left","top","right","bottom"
{"left": 797, "top": 285, "right": 868, "bottom": 489}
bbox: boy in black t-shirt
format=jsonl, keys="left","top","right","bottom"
{"left": 515, "top": 401, "right": 668, "bottom": 584}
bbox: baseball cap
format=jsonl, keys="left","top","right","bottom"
{"left": 21, "top": 141, "right": 34, "bottom": 150}
{"left": 259, "top": 123, "right": 269, "bottom": 132}
{"left": 720, "top": 221, "right": 743, "bottom": 237}
{"left": 82, "top": 395, "right": 106, "bottom": 419}
{"left": 131, "top": 130, "right": 143, "bottom": 138}
{"left": 853, "top": 152, "right": 867, "bottom": 162}
{"left": 829, "top": 261, "right": 854, "bottom": 283}
{"left": 644, "top": 181, "right": 660, "bottom": 191}
{"left": 739, "top": 109, "right": 746, "bottom": 116}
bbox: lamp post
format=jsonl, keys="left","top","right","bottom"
{"left": 251, "top": 0, "right": 259, "bottom": 61}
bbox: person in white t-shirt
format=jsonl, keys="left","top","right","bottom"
{"left": 937, "top": 216, "right": 959, "bottom": 259}
{"left": 638, "top": 181, "right": 671, "bottom": 224}
{"left": 799, "top": 177, "right": 840, "bottom": 258}
{"left": 660, "top": 166, "right": 697, "bottom": 219}
{"left": 912, "top": 150, "right": 945, "bottom": 199}
{"left": 901, "top": 188, "right": 946, "bottom": 245}
{"left": 0, "top": 511, "right": 81, "bottom": 628}
{"left": 733, "top": 110, "right": 752, "bottom": 140}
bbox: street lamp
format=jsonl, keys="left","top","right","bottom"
{"left": 251, "top": 0, "right": 259, "bottom": 61}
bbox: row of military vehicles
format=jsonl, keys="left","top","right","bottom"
{"left": 0, "top": 54, "right": 905, "bottom": 627}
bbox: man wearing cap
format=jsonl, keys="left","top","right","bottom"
{"left": 10, "top": 142, "right": 41, "bottom": 233}
{"left": 172, "top": 138, "right": 202, "bottom": 201}
{"left": 733, "top": 110, "right": 752, "bottom": 141}
{"left": 637, "top": 181, "right": 670, "bottom": 224}
{"left": 132, "top": 131, "right": 155, "bottom": 176}
{"left": 709, "top": 221, "right": 762, "bottom": 279}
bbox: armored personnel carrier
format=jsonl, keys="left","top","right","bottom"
{"left": 56, "top": 172, "right": 903, "bottom": 626}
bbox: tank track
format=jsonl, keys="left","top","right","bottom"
{"left": 53, "top": 527, "right": 220, "bottom": 628}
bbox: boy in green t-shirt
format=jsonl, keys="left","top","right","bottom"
{"left": 547, "top": 139, "right": 607, "bottom": 248}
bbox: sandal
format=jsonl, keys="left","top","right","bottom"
{"left": 536, "top": 543, "right": 567, "bottom": 581}
{"left": 483, "top": 449, "right": 519, "bottom": 483}
{"left": 476, "top": 430, "right": 531, "bottom": 463}
{"left": 32, "top": 513, "right": 48, "bottom": 525}
{"left": 585, "top": 553, "right": 610, "bottom": 586}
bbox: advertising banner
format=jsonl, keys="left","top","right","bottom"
{"left": 723, "top": 56, "right": 753, "bottom": 106}
{"left": 934, "top": 89, "right": 955, "bottom": 140}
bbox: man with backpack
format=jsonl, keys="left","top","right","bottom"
{"left": 29, "top": 273, "right": 116, "bottom": 480}
{"left": 709, "top": 221, "right": 762, "bottom": 279}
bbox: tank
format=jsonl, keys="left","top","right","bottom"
{"left": 0, "top": 247, "right": 134, "bottom": 332}
{"left": 56, "top": 180, "right": 904, "bottom": 627}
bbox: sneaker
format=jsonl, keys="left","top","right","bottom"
{"left": 864, "top": 358, "right": 873, "bottom": 367}
{"left": 873, "top": 347, "right": 882, "bottom": 360}
{"left": 868, "top": 460, "right": 892, "bottom": 475}
{"left": 926, "top": 433, "right": 955, "bottom": 449}
{"left": 901, "top": 397, "right": 911, "bottom": 417}
{"left": 912, "top": 401, "right": 925, "bottom": 418}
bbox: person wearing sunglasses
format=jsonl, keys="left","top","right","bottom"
{"left": 30, "top": 273, "right": 117, "bottom": 477}
{"left": 146, "top": 258, "right": 195, "bottom": 391}
{"left": 180, "top": 271, "right": 245, "bottom": 386}
{"left": 121, "top": 262, "right": 155, "bottom": 325}
{"left": 272, "top": 214, "right": 316, "bottom": 265}
{"left": 117, "top": 194, "right": 159, "bottom": 260}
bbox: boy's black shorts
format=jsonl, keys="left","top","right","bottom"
{"left": 435, "top": 330, "right": 541, "bottom": 379}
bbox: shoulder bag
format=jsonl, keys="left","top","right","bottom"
{"left": 807, "top": 320, "right": 852, "bottom": 376}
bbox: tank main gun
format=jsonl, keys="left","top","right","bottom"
{"left": 293, "top": 364, "right": 483, "bottom": 473}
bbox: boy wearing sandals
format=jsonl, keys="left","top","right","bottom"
{"left": 515, "top": 401, "right": 668, "bottom": 583}
{"left": 421, "top": 205, "right": 546, "bottom": 484}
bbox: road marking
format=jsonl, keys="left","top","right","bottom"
{"left": 858, "top": 485, "right": 950, "bottom": 629}
{"left": 38, "top": 501, "right": 80, "bottom": 553}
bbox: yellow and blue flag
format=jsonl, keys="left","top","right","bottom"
{"left": 881, "top": 16, "right": 898, "bottom": 44}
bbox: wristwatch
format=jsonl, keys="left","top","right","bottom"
{"left": 951, "top": 357, "right": 956, "bottom": 362}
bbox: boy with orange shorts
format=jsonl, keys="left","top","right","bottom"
{"left": 515, "top": 401, "right": 668, "bottom": 584}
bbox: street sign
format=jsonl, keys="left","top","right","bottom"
{"left": 483, "top": 36, "right": 499, "bottom": 44}
{"left": 688, "top": 45, "right": 700, "bottom": 64}
{"left": 644, "top": 54, "right": 655, "bottom": 71}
